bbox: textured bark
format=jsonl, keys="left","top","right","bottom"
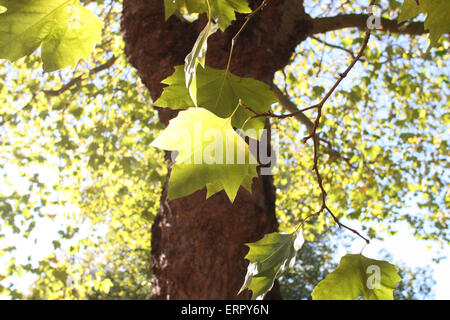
{"left": 121, "top": 0, "right": 312, "bottom": 299}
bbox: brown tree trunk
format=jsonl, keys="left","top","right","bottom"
{"left": 121, "top": 0, "right": 312, "bottom": 299}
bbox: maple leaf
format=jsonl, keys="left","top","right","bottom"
{"left": 151, "top": 107, "right": 258, "bottom": 202}
{"left": 312, "top": 254, "right": 401, "bottom": 300}
{"left": 0, "top": 0, "right": 102, "bottom": 72}
{"left": 155, "top": 65, "right": 277, "bottom": 139}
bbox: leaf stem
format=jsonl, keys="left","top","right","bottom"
{"left": 229, "top": 99, "right": 242, "bottom": 119}
{"left": 214, "top": 0, "right": 270, "bottom": 110}
{"left": 222, "top": 99, "right": 242, "bottom": 131}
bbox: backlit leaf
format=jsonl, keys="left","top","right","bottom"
{"left": 155, "top": 65, "right": 277, "bottom": 139}
{"left": 312, "top": 254, "right": 401, "bottom": 300}
{"left": 399, "top": 0, "right": 450, "bottom": 47}
{"left": 163, "top": 0, "right": 251, "bottom": 30}
{"left": 151, "top": 107, "right": 258, "bottom": 202}
{"left": 240, "top": 231, "right": 304, "bottom": 300}
{"left": 0, "top": 0, "right": 102, "bottom": 72}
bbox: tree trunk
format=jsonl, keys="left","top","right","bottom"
{"left": 121, "top": 0, "right": 312, "bottom": 299}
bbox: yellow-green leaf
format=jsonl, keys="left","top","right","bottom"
{"left": 151, "top": 107, "right": 257, "bottom": 202}
{"left": 155, "top": 65, "right": 277, "bottom": 139}
{"left": 0, "top": 0, "right": 102, "bottom": 72}
{"left": 312, "top": 254, "right": 401, "bottom": 300}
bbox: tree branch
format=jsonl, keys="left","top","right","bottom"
{"left": 43, "top": 56, "right": 117, "bottom": 97}
{"left": 310, "top": 36, "right": 358, "bottom": 59}
{"left": 304, "top": 14, "right": 373, "bottom": 244}
{"left": 260, "top": 86, "right": 355, "bottom": 170}
{"left": 310, "top": 14, "right": 426, "bottom": 36}
{"left": 271, "top": 85, "right": 315, "bottom": 133}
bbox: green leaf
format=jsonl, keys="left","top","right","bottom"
{"left": 0, "top": 0, "right": 102, "bottom": 72}
{"left": 163, "top": 0, "right": 206, "bottom": 20}
{"left": 312, "top": 254, "right": 401, "bottom": 300}
{"left": 209, "top": 0, "right": 251, "bottom": 31}
{"left": 399, "top": 0, "right": 450, "bottom": 47}
{"left": 163, "top": 0, "right": 183, "bottom": 20}
{"left": 185, "top": 20, "right": 219, "bottom": 105}
{"left": 239, "top": 231, "right": 304, "bottom": 300}
{"left": 163, "top": 0, "right": 251, "bottom": 31}
{"left": 398, "top": 0, "right": 422, "bottom": 21}
{"left": 155, "top": 65, "right": 277, "bottom": 139}
{"left": 366, "top": 145, "right": 382, "bottom": 161}
{"left": 151, "top": 107, "right": 258, "bottom": 202}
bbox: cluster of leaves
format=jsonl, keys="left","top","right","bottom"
{"left": 0, "top": 1, "right": 162, "bottom": 299}
{"left": 153, "top": 0, "right": 448, "bottom": 300}
{"left": 0, "top": 0, "right": 448, "bottom": 300}
{"left": 163, "top": 0, "right": 251, "bottom": 31}
{"left": 275, "top": 0, "right": 449, "bottom": 242}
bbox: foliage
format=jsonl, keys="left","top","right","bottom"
{"left": 279, "top": 229, "right": 435, "bottom": 300}
{"left": 399, "top": 0, "right": 450, "bottom": 47}
{"left": 0, "top": 0, "right": 448, "bottom": 300}
{"left": 239, "top": 230, "right": 304, "bottom": 300}
{"left": 151, "top": 107, "right": 257, "bottom": 201}
{"left": 311, "top": 253, "right": 401, "bottom": 300}
{"left": 0, "top": 1, "right": 161, "bottom": 299}
{"left": 155, "top": 65, "right": 276, "bottom": 138}
{"left": 0, "top": 0, "right": 102, "bottom": 72}
{"left": 163, "top": 0, "right": 251, "bottom": 31}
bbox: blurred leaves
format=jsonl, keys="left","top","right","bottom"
{"left": 312, "top": 254, "right": 401, "bottom": 300}
{"left": 0, "top": 0, "right": 448, "bottom": 300}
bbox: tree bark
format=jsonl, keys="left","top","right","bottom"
{"left": 121, "top": 0, "right": 312, "bottom": 299}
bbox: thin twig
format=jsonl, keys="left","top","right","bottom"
{"left": 224, "top": 0, "right": 270, "bottom": 74}
{"left": 215, "top": 0, "right": 270, "bottom": 109}
{"left": 244, "top": 102, "right": 319, "bottom": 122}
{"left": 310, "top": 35, "right": 357, "bottom": 59}
{"left": 279, "top": 2, "right": 376, "bottom": 244}
{"left": 302, "top": 31, "right": 371, "bottom": 143}
{"left": 298, "top": 1, "right": 376, "bottom": 244}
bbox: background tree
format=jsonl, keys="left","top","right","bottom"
{"left": 0, "top": 0, "right": 448, "bottom": 300}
